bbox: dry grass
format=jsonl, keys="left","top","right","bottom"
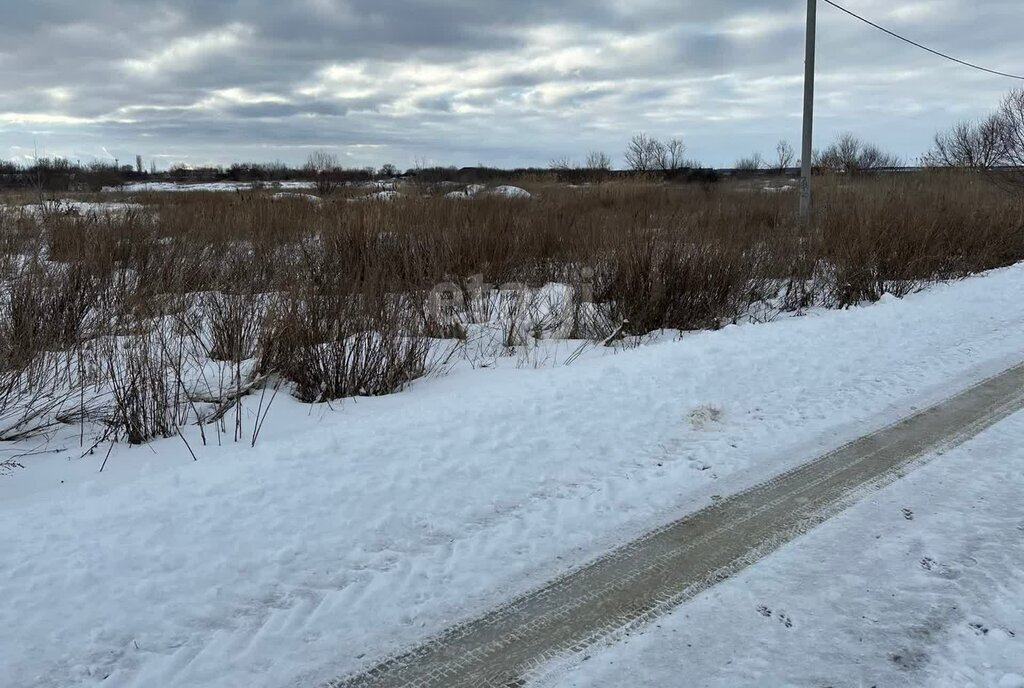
{"left": 0, "top": 172, "right": 1021, "bottom": 451}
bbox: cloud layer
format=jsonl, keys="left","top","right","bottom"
{"left": 1, "top": 0, "right": 1020, "bottom": 168}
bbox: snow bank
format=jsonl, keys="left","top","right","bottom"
{"left": 489, "top": 184, "right": 531, "bottom": 198}
{"left": 105, "top": 181, "right": 316, "bottom": 193}
{"left": 444, "top": 184, "right": 530, "bottom": 200}
{"left": 271, "top": 192, "right": 322, "bottom": 203}
{"left": 11, "top": 200, "right": 145, "bottom": 217}
{"left": 4, "top": 263, "right": 1024, "bottom": 687}
{"left": 350, "top": 190, "right": 400, "bottom": 202}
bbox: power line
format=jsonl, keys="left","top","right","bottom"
{"left": 822, "top": 0, "right": 1024, "bottom": 81}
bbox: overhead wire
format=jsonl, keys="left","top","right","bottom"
{"left": 822, "top": 0, "right": 1024, "bottom": 81}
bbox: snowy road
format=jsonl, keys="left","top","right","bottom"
{"left": 547, "top": 411, "right": 1024, "bottom": 688}
{"left": 329, "top": 362, "right": 1024, "bottom": 687}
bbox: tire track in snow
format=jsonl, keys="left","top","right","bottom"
{"left": 325, "top": 362, "right": 1024, "bottom": 688}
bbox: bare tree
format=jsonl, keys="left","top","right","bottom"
{"left": 814, "top": 133, "right": 901, "bottom": 174}
{"left": 735, "top": 152, "right": 765, "bottom": 171}
{"left": 996, "top": 87, "right": 1024, "bottom": 192}
{"left": 305, "top": 151, "right": 340, "bottom": 196}
{"left": 624, "top": 133, "right": 660, "bottom": 172}
{"left": 924, "top": 117, "right": 1005, "bottom": 170}
{"left": 815, "top": 134, "right": 858, "bottom": 172}
{"left": 549, "top": 156, "right": 575, "bottom": 171}
{"left": 585, "top": 151, "right": 613, "bottom": 171}
{"left": 856, "top": 143, "right": 901, "bottom": 172}
{"left": 379, "top": 163, "right": 399, "bottom": 177}
{"left": 135, "top": 155, "right": 144, "bottom": 174}
{"left": 925, "top": 88, "right": 1024, "bottom": 194}
{"left": 626, "top": 134, "right": 688, "bottom": 173}
{"left": 774, "top": 140, "right": 795, "bottom": 172}
{"left": 656, "top": 138, "right": 687, "bottom": 172}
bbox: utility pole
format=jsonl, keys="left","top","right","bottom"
{"left": 800, "top": 0, "right": 817, "bottom": 223}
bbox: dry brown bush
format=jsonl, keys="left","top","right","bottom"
{"left": 0, "top": 172, "right": 1021, "bottom": 449}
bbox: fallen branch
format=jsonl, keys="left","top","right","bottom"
{"left": 0, "top": 458, "right": 25, "bottom": 474}
{"left": 192, "top": 374, "right": 268, "bottom": 425}
{"left": 600, "top": 320, "right": 630, "bottom": 347}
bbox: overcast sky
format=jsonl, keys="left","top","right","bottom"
{"left": 1, "top": 0, "right": 1021, "bottom": 170}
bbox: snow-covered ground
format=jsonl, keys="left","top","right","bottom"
{"left": 348, "top": 189, "right": 401, "bottom": 202}
{"left": 543, "top": 410, "right": 1024, "bottom": 688}
{"left": 444, "top": 183, "right": 531, "bottom": 199}
{"left": 101, "top": 180, "right": 402, "bottom": 194}
{"left": 1, "top": 200, "right": 144, "bottom": 216}
{"left": 103, "top": 181, "right": 316, "bottom": 193}
{"left": 3, "top": 264, "right": 1024, "bottom": 687}
{"left": 271, "top": 192, "right": 322, "bottom": 203}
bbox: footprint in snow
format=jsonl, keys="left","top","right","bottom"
{"left": 890, "top": 649, "right": 928, "bottom": 671}
{"left": 920, "top": 557, "right": 959, "bottom": 579}
{"left": 756, "top": 606, "right": 792, "bottom": 627}
{"left": 969, "top": 622, "right": 990, "bottom": 636}
{"left": 687, "top": 404, "right": 724, "bottom": 430}
{"left": 970, "top": 623, "right": 1017, "bottom": 639}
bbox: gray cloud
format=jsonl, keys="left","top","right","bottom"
{"left": 0, "top": 0, "right": 1021, "bottom": 168}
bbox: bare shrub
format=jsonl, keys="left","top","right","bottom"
{"left": 816, "top": 173, "right": 1024, "bottom": 306}
{"left": 593, "top": 228, "right": 754, "bottom": 334}
{"left": 585, "top": 151, "right": 613, "bottom": 171}
{"left": 0, "top": 260, "right": 97, "bottom": 371}
{"left": 0, "top": 168, "right": 1022, "bottom": 454}
{"left": 204, "top": 292, "right": 264, "bottom": 362}
{"left": 0, "top": 356, "right": 102, "bottom": 442}
{"left": 815, "top": 133, "right": 901, "bottom": 174}
{"left": 103, "top": 333, "right": 184, "bottom": 445}
{"left": 256, "top": 232, "right": 432, "bottom": 402}
{"left": 305, "top": 151, "right": 342, "bottom": 196}
{"left": 924, "top": 116, "right": 1005, "bottom": 170}
{"left": 735, "top": 152, "right": 765, "bottom": 171}
{"left": 262, "top": 292, "right": 430, "bottom": 403}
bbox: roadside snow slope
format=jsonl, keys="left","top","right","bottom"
{"left": 3, "top": 264, "right": 1024, "bottom": 688}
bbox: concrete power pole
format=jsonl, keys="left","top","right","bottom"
{"left": 800, "top": 0, "right": 817, "bottom": 223}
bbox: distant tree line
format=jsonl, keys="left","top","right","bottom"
{"left": 547, "top": 134, "right": 719, "bottom": 183}
{"left": 0, "top": 156, "right": 407, "bottom": 192}
{"left": 7, "top": 88, "right": 1022, "bottom": 194}
{"left": 0, "top": 158, "right": 134, "bottom": 192}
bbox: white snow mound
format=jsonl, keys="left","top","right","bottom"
{"left": 489, "top": 185, "right": 531, "bottom": 199}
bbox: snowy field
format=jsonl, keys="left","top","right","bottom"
{"left": 88, "top": 179, "right": 534, "bottom": 202}
{"left": 3, "top": 263, "right": 1024, "bottom": 687}
{"left": 102, "top": 180, "right": 317, "bottom": 193}
{"left": 0, "top": 199, "right": 145, "bottom": 216}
